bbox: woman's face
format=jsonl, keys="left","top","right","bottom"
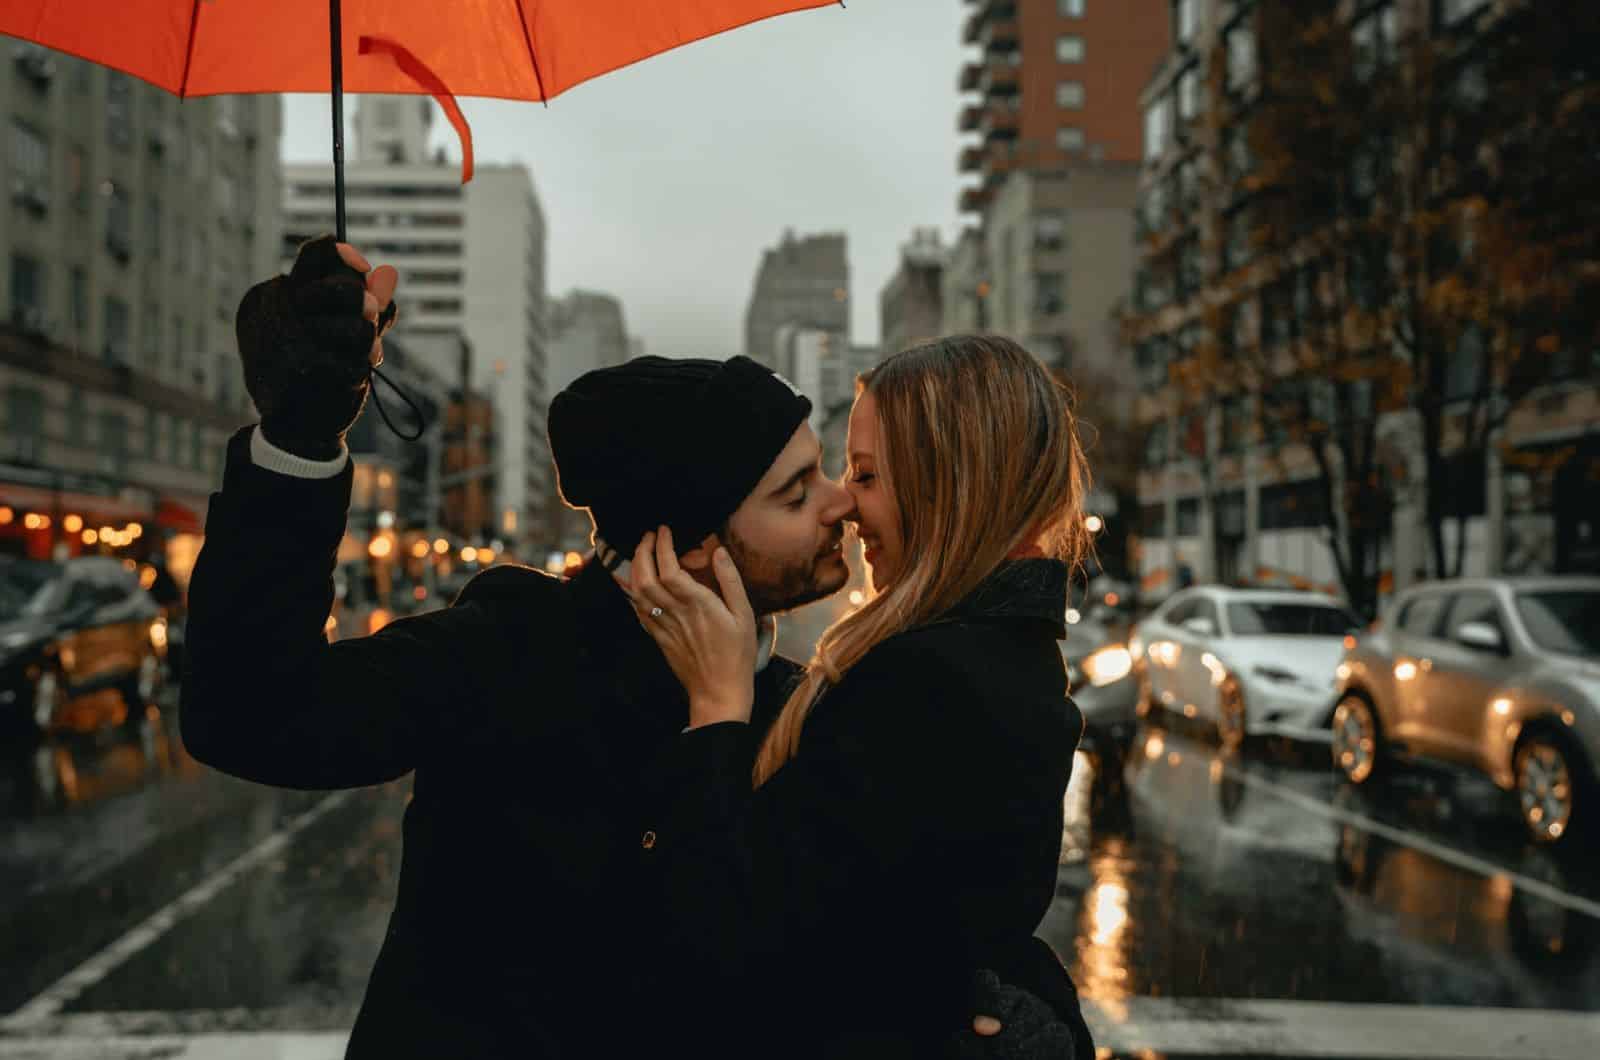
{"left": 845, "top": 391, "right": 904, "bottom": 592}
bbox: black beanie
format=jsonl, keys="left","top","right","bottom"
{"left": 548, "top": 355, "right": 813, "bottom": 556}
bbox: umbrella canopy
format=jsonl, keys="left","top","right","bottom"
{"left": 3, "top": 1, "right": 840, "bottom": 101}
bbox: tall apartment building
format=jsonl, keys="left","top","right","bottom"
{"left": 957, "top": 0, "right": 1168, "bottom": 218}
{"left": 954, "top": 0, "right": 1166, "bottom": 384}
{"left": 1, "top": 45, "right": 281, "bottom": 571}
{"left": 282, "top": 97, "right": 550, "bottom": 552}
{"left": 743, "top": 230, "right": 849, "bottom": 371}
{"left": 1126, "top": 0, "right": 1600, "bottom": 605}
{"left": 879, "top": 228, "right": 945, "bottom": 355}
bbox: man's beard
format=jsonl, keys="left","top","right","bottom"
{"left": 724, "top": 527, "right": 849, "bottom": 616}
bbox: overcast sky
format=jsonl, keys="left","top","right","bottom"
{"left": 279, "top": 0, "right": 964, "bottom": 359}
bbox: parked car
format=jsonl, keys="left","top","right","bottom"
{"left": 0, "top": 556, "right": 167, "bottom": 739}
{"left": 1332, "top": 576, "right": 1600, "bottom": 846}
{"left": 1131, "top": 586, "right": 1362, "bottom": 750}
{"left": 1061, "top": 608, "right": 1140, "bottom": 808}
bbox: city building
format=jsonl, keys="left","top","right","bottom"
{"left": 282, "top": 96, "right": 550, "bottom": 554}
{"left": 1, "top": 45, "right": 282, "bottom": 578}
{"left": 956, "top": 0, "right": 1169, "bottom": 219}
{"left": 1125, "top": 0, "right": 1600, "bottom": 608}
{"left": 951, "top": 0, "right": 1163, "bottom": 422}
{"left": 743, "top": 230, "right": 849, "bottom": 371}
{"left": 982, "top": 163, "right": 1140, "bottom": 376}
{"left": 879, "top": 227, "right": 946, "bottom": 355}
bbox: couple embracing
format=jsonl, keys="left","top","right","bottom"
{"left": 182, "top": 236, "right": 1097, "bottom": 1058}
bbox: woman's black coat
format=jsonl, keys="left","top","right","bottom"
{"left": 642, "top": 559, "right": 1092, "bottom": 1058}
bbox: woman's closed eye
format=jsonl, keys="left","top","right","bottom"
{"left": 849, "top": 471, "right": 875, "bottom": 485}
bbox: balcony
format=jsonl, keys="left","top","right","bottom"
{"left": 978, "top": 59, "right": 1022, "bottom": 97}
{"left": 959, "top": 145, "right": 987, "bottom": 173}
{"left": 959, "top": 185, "right": 993, "bottom": 215}
{"left": 980, "top": 105, "right": 1020, "bottom": 141}
{"left": 959, "top": 104, "right": 984, "bottom": 133}
{"left": 980, "top": 18, "right": 1020, "bottom": 50}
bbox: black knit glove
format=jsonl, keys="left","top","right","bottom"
{"left": 948, "top": 970, "right": 1078, "bottom": 1060}
{"left": 235, "top": 234, "right": 398, "bottom": 460}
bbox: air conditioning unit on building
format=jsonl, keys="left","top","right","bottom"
{"left": 13, "top": 47, "right": 56, "bottom": 87}
{"left": 10, "top": 305, "right": 46, "bottom": 337}
{"left": 10, "top": 175, "right": 49, "bottom": 215}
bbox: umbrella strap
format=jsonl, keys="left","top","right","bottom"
{"left": 368, "top": 365, "right": 428, "bottom": 442}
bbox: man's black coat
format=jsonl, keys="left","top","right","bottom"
{"left": 182, "top": 428, "right": 805, "bottom": 1057}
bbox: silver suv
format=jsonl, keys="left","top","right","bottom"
{"left": 1332, "top": 577, "right": 1600, "bottom": 845}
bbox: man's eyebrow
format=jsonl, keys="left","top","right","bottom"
{"left": 768, "top": 456, "right": 820, "bottom": 498}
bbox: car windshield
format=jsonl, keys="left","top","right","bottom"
{"left": 1226, "top": 601, "right": 1359, "bottom": 637}
{"left": 0, "top": 560, "right": 64, "bottom": 618}
{"left": 1514, "top": 590, "right": 1600, "bottom": 658}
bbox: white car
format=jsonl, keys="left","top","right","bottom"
{"left": 1132, "top": 587, "right": 1363, "bottom": 749}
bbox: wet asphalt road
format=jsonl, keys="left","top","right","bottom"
{"left": 0, "top": 599, "right": 1597, "bottom": 1056}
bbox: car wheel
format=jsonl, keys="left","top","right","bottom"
{"left": 31, "top": 669, "right": 62, "bottom": 734}
{"left": 1332, "top": 694, "right": 1382, "bottom": 785}
{"left": 1217, "top": 678, "right": 1247, "bottom": 755}
{"left": 1515, "top": 734, "right": 1582, "bottom": 846}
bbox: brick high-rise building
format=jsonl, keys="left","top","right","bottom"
{"left": 957, "top": 0, "right": 1169, "bottom": 218}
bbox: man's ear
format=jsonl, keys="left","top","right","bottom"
{"left": 679, "top": 532, "right": 723, "bottom": 572}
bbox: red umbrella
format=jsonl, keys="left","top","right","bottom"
{"left": 3, "top": 0, "right": 843, "bottom": 240}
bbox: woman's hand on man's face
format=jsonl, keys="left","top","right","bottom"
{"left": 627, "top": 526, "right": 757, "bottom": 729}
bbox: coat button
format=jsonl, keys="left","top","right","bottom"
{"left": 641, "top": 830, "right": 657, "bottom": 850}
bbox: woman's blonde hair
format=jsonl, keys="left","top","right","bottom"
{"left": 752, "top": 335, "right": 1091, "bottom": 786}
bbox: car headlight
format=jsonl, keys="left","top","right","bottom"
{"left": 1081, "top": 644, "right": 1134, "bottom": 687}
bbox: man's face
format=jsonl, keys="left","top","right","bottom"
{"left": 717, "top": 424, "right": 855, "bottom": 616}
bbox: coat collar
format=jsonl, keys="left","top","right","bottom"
{"left": 938, "top": 558, "right": 1069, "bottom": 638}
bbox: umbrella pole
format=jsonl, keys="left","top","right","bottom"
{"left": 329, "top": 0, "right": 347, "bottom": 242}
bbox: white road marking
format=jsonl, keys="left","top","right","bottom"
{"left": 1084, "top": 998, "right": 1600, "bottom": 1059}
{"left": 1226, "top": 767, "right": 1600, "bottom": 922}
{"left": 1, "top": 1001, "right": 1596, "bottom": 1059}
{"left": 0, "top": 793, "right": 350, "bottom": 1032}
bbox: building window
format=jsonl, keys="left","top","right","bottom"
{"left": 1137, "top": 338, "right": 1172, "bottom": 390}
{"left": 142, "top": 303, "right": 161, "bottom": 363}
{"left": 66, "top": 145, "right": 87, "bottom": 212}
{"left": 146, "top": 407, "right": 159, "bottom": 458}
{"left": 1057, "top": 81, "right": 1086, "bottom": 109}
{"left": 1173, "top": 0, "right": 1199, "bottom": 48}
{"left": 70, "top": 266, "right": 89, "bottom": 339}
{"left": 1353, "top": 4, "right": 1398, "bottom": 81}
{"left": 8, "top": 254, "right": 46, "bottom": 331}
{"left": 1177, "top": 233, "right": 1204, "bottom": 297}
{"left": 1225, "top": 18, "right": 1257, "bottom": 92}
{"left": 103, "top": 297, "right": 130, "bottom": 362}
{"left": 1446, "top": 325, "right": 1488, "bottom": 400}
{"left": 67, "top": 391, "right": 87, "bottom": 445}
{"left": 1057, "top": 127, "right": 1086, "bottom": 152}
{"left": 169, "top": 415, "right": 183, "bottom": 465}
{"left": 1143, "top": 95, "right": 1171, "bottom": 160}
{"left": 105, "top": 73, "right": 133, "bottom": 149}
{"left": 1057, "top": 35, "right": 1085, "bottom": 63}
{"left": 8, "top": 387, "right": 45, "bottom": 452}
{"left": 1438, "top": 0, "right": 1488, "bottom": 28}
{"left": 99, "top": 411, "right": 128, "bottom": 474}
{"left": 145, "top": 198, "right": 162, "bottom": 260}
{"left": 191, "top": 420, "right": 205, "bottom": 470}
{"left": 1176, "top": 64, "right": 1202, "bottom": 127}
{"left": 1033, "top": 273, "right": 1066, "bottom": 317}
{"left": 105, "top": 182, "right": 132, "bottom": 262}
{"left": 1059, "top": 0, "right": 1085, "bottom": 15}
{"left": 1224, "top": 207, "right": 1255, "bottom": 272}
{"left": 1034, "top": 212, "right": 1067, "bottom": 252}
{"left": 9, "top": 120, "right": 50, "bottom": 195}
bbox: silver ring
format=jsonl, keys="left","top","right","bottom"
{"left": 649, "top": 606, "right": 665, "bottom": 619}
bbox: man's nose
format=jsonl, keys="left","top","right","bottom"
{"left": 819, "top": 478, "right": 857, "bottom": 525}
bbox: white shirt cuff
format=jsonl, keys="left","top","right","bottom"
{"left": 249, "top": 426, "right": 350, "bottom": 479}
